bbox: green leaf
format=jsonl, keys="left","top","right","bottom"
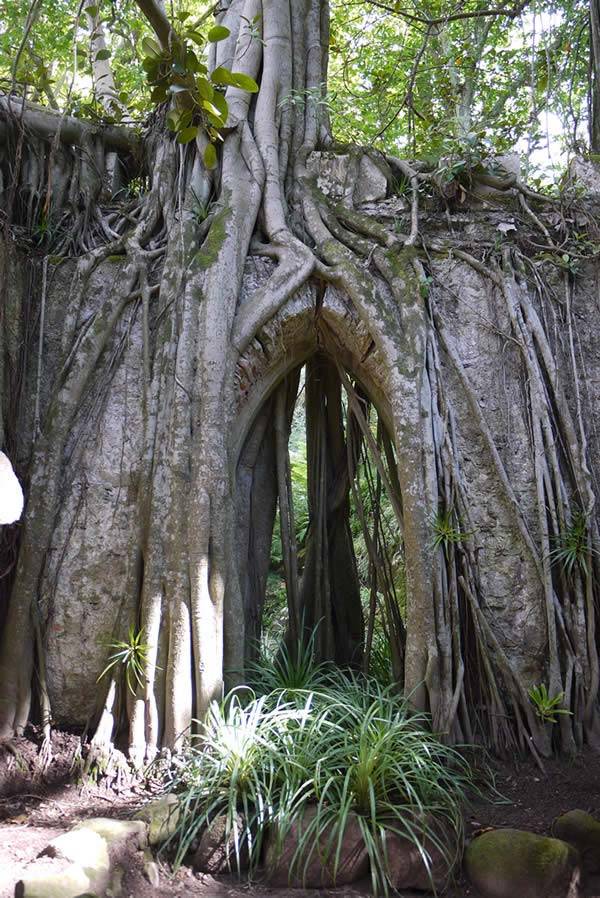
{"left": 196, "top": 76, "right": 214, "bottom": 101}
{"left": 142, "top": 57, "right": 160, "bottom": 76}
{"left": 177, "top": 125, "right": 198, "bottom": 144}
{"left": 150, "top": 84, "right": 168, "bottom": 104}
{"left": 95, "top": 48, "right": 111, "bottom": 61}
{"left": 207, "top": 25, "right": 231, "bottom": 43}
{"left": 166, "top": 110, "right": 179, "bottom": 131}
{"left": 230, "top": 72, "right": 259, "bottom": 93}
{"left": 210, "top": 66, "right": 234, "bottom": 86}
{"left": 186, "top": 30, "right": 206, "bottom": 46}
{"left": 84, "top": 5, "right": 99, "bottom": 16}
{"left": 186, "top": 48, "right": 201, "bottom": 72}
{"left": 204, "top": 143, "right": 217, "bottom": 169}
{"left": 201, "top": 99, "right": 226, "bottom": 124}
{"left": 141, "top": 36, "right": 162, "bottom": 59}
{"left": 210, "top": 91, "right": 228, "bottom": 118}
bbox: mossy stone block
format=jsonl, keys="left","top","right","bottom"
{"left": 465, "top": 828, "right": 581, "bottom": 898}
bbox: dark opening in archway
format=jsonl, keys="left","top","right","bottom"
{"left": 236, "top": 352, "right": 406, "bottom": 684}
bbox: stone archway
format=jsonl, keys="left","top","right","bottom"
{"left": 228, "top": 280, "right": 423, "bottom": 693}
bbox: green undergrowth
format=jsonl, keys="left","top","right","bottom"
{"left": 162, "top": 640, "right": 477, "bottom": 896}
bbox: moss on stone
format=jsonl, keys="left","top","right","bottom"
{"left": 553, "top": 809, "right": 600, "bottom": 874}
{"left": 465, "top": 828, "right": 580, "bottom": 898}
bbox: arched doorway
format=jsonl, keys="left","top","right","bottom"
{"left": 232, "top": 285, "right": 407, "bottom": 684}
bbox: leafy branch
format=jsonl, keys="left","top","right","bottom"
{"left": 139, "top": 13, "right": 258, "bottom": 168}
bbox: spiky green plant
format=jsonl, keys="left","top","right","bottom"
{"left": 431, "top": 508, "right": 471, "bottom": 556}
{"left": 528, "top": 684, "right": 572, "bottom": 724}
{"left": 165, "top": 673, "right": 474, "bottom": 895}
{"left": 246, "top": 628, "right": 329, "bottom": 697}
{"left": 97, "top": 625, "right": 150, "bottom": 695}
{"left": 549, "top": 511, "right": 596, "bottom": 576}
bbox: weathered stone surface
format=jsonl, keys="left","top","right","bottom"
{"left": 192, "top": 813, "right": 250, "bottom": 874}
{"left": 306, "top": 151, "right": 388, "bottom": 206}
{"left": 16, "top": 826, "right": 111, "bottom": 898}
{"left": 133, "top": 793, "right": 180, "bottom": 846}
{"left": 143, "top": 855, "right": 160, "bottom": 887}
{"left": 6, "top": 196, "right": 600, "bottom": 734}
{"left": 553, "top": 809, "right": 600, "bottom": 874}
{"left": 73, "top": 817, "right": 147, "bottom": 850}
{"left": 354, "top": 155, "right": 388, "bottom": 205}
{"left": 569, "top": 157, "right": 600, "bottom": 196}
{"left": 383, "top": 824, "right": 453, "bottom": 891}
{"left": 40, "top": 828, "right": 110, "bottom": 873}
{"left": 264, "top": 806, "right": 369, "bottom": 888}
{"left": 14, "top": 858, "right": 100, "bottom": 898}
{"left": 464, "top": 828, "right": 581, "bottom": 898}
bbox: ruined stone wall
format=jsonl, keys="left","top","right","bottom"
{"left": 2, "top": 188, "right": 600, "bottom": 726}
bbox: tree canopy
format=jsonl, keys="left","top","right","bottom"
{"left": 1, "top": 0, "right": 598, "bottom": 182}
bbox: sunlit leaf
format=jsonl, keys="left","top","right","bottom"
{"left": 196, "top": 76, "right": 214, "bottom": 101}
{"left": 230, "top": 72, "right": 259, "bottom": 93}
{"left": 177, "top": 125, "right": 199, "bottom": 144}
{"left": 204, "top": 142, "right": 217, "bottom": 169}
{"left": 207, "top": 25, "right": 231, "bottom": 43}
{"left": 210, "top": 66, "right": 234, "bottom": 86}
{"left": 141, "top": 36, "right": 162, "bottom": 59}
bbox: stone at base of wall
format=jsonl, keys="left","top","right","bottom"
{"left": 14, "top": 817, "right": 148, "bottom": 898}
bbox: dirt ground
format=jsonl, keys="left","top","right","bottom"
{"left": 1, "top": 730, "right": 600, "bottom": 898}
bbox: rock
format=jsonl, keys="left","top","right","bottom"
{"left": 554, "top": 810, "right": 600, "bottom": 875}
{"left": 106, "top": 864, "right": 124, "bottom": 897}
{"left": 264, "top": 806, "right": 369, "bottom": 888}
{"left": 133, "top": 794, "right": 180, "bottom": 846}
{"left": 14, "top": 818, "right": 150, "bottom": 898}
{"left": 15, "top": 858, "right": 101, "bottom": 898}
{"left": 383, "top": 823, "right": 454, "bottom": 891}
{"left": 306, "top": 151, "right": 351, "bottom": 199}
{"left": 568, "top": 158, "right": 600, "bottom": 197}
{"left": 73, "top": 817, "right": 147, "bottom": 850}
{"left": 40, "top": 829, "right": 110, "bottom": 880}
{"left": 192, "top": 813, "right": 250, "bottom": 874}
{"left": 305, "top": 151, "right": 388, "bottom": 206}
{"left": 353, "top": 155, "right": 388, "bottom": 205}
{"left": 144, "top": 849, "right": 160, "bottom": 889}
{"left": 464, "top": 828, "right": 582, "bottom": 898}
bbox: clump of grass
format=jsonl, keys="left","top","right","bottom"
{"left": 431, "top": 507, "right": 471, "bottom": 557}
{"left": 246, "top": 628, "right": 329, "bottom": 696}
{"left": 549, "top": 510, "right": 597, "bottom": 576}
{"left": 165, "top": 652, "right": 474, "bottom": 895}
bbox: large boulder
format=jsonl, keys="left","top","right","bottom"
{"left": 16, "top": 829, "right": 110, "bottom": 898}
{"left": 192, "top": 813, "right": 250, "bottom": 874}
{"left": 14, "top": 817, "right": 149, "bottom": 898}
{"left": 464, "top": 828, "right": 581, "bottom": 898}
{"left": 382, "top": 823, "right": 454, "bottom": 891}
{"left": 553, "top": 809, "right": 600, "bottom": 875}
{"left": 264, "top": 806, "right": 369, "bottom": 888}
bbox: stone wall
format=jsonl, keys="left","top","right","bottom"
{"left": 2, "top": 178, "right": 600, "bottom": 725}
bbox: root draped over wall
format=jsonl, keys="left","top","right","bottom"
{"left": 1, "top": 0, "right": 600, "bottom": 763}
